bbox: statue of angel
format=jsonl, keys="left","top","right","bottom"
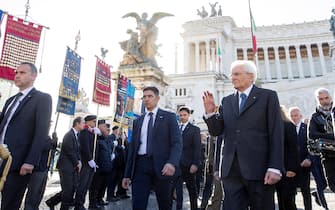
{"left": 122, "top": 12, "right": 173, "bottom": 67}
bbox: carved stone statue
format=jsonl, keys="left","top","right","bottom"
{"left": 119, "top": 29, "right": 145, "bottom": 65}
{"left": 209, "top": 2, "right": 218, "bottom": 17}
{"left": 101, "top": 47, "right": 108, "bottom": 59}
{"left": 197, "top": 6, "right": 208, "bottom": 19}
{"left": 121, "top": 12, "right": 174, "bottom": 68}
{"left": 330, "top": 8, "right": 335, "bottom": 38}
{"left": 75, "top": 88, "right": 89, "bottom": 113}
{"left": 218, "top": 5, "right": 222, "bottom": 16}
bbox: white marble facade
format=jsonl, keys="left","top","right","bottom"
{"left": 165, "top": 16, "right": 335, "bottom": 130}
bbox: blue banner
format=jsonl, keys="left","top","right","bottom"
{"left": 56, "top": 47, "right": 81, "bottom": 115}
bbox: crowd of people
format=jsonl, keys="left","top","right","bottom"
{"left": 0, "top": 60, "right": 334, "bottom": 210}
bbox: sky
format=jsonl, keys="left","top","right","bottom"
{"left": 0, "top": 0, "right": 334, "bottom": 136}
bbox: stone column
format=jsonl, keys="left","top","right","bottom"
{"left": 274, "top": 47, "right": 282, "bottom": 79}
{"left": 211, "top": 43, "right": 216, "bottom": 72}
{"left": 184, "top": 42, "right": 190, "bottom": 73}
{"left": 284, "top": 46, "right": 293, "bottom": 79}
{"left": 306, "top": 44, "right": 316, "bottom": 77}
{"left": 263, "top": 47, "right": 271, "bottom": 80}
{"left": 195, "top": 41, "right": 200, "bottom": 72}
{"left": 206, "top": 40, "right": 210, "bottom": 71}
{"left": 243, "top": 48, "right": 248, "bottom": 60}
{"left": 317, "top": 43, "right": 327, "bottom": 75}
{"left": 295, "top": 45, "right": 304, "bottom": 78}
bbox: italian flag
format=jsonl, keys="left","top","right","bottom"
{"left": 250, "top": 10, "right": 257, "bottom": 55}
{"left": 218, "top": 38, "right": 222, "bottom": 73}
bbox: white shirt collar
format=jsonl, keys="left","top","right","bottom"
{"left": 238, "top": 84, "right": 253, "bottom": 97}
{"left": 145, "top": 106, "right": 158, "bottom": 116}
{"left": 19, "top": 86, "right": 34, "bottom": 98}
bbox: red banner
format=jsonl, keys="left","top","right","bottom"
{"left": 0, "top": 15, "right": 43, "bottom": 80}
{"left": 93, "top": 58, "right": 111, "bottom": 105}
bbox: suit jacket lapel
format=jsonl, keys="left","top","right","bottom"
{"left": 12, "top": 88, "right": 35, "bottom": 118}
{"left": 231, "top": 93, "right": 239, "bottom": 116}
{"left": 240, "top": 86, "right": 258, "bottom": 115}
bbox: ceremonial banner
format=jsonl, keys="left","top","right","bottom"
{"left": 93, "top": 58, "right": 111, "bottom": 105}
{"left": 56, "top": 47, "right": 81, "bottom": 115}
{"left": 0, "top": 9, "right": 5, "bottom": 38}
{"left": 0, "top": 15, "right": 43, "bottom": 80}
{"left": 125, "top": 81, "right": 135, "bottom": 118}
{"left": 114, "top": 74, "right": 128, "bottom": 124}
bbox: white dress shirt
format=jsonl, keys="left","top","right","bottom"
{"left": 138, "top": 106, "right": 158, "bottom": 155}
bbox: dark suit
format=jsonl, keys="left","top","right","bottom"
{"left": 57, "top": 129, "right": 81, "bottom": 210}
{"left": 124, "top": 108, "right": 182, "bottom": 210}
{"left": 295, "top": 122, "right": 312, "bottom": 210}
{"left": 175, "top": 123, "right": 201, "bottom": 210}
{"left": 74, "top": 127, "right": 97, "bottom": 209}
{"left": 276, "top": 121, "right": 299, "bottom": 210}
{"left": 205, "top": 85, "right": 284, "bottom": 210}
{"left": 0, "top": 88, "right": 52, "bottom": 210}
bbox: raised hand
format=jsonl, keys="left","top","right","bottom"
{"left": 202, "top": 91, "right": 216, "bottom": 114}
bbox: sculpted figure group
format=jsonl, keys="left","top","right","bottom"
{"left": 119, "top": 12, "right": 173, "bottom": 68}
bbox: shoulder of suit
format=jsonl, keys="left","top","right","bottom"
{"left": 34, "top": 89, "right": 52, "bottom": 98}
{"left": 188, "top": 123, "right": 200, "bottom": 129}
{"left": 255, "top": 86, "right": 277, "bottom": 95}
{"left": 158, "top": 108, "right": 177, "bottom": 117}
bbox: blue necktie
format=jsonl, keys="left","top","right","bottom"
{"left": 239, "top": 93, "right": 247, "bottom": 112}
{"left": 146, "top": 112, "right": 154, "bottom": 155}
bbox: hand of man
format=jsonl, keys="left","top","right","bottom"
{"left": 202, "top": 91, "right": 216, "bottom": 114}
{"left": 161, "top": 163, "right": 175, "bottom": 176}
{"left": 286, "top": 171, "right": 296, "bottom": 177}
{"left": 264, "top": 171, "right": 281, "bottom": 185}
{"left": 20, "top": 163, "right": 34, "bottom": 176}
{"left": 189, "top": 164, "right": 198, "bottom": 174}
{"left": 122, "top": 178, "right": 131, "bottom": 189}
{"left": 300, "top": 159, "right": 312, "bottom": 167}
{"left": 88, "top": 160, "right": 98, "bottom": 172}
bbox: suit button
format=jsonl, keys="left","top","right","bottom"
{"left": 233, "top": 141, "right": 237, "bottom": 145}
{"left": 236, "top": 129, "right": 240, "bottom": 133}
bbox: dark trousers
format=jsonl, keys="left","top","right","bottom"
{"left": 131, "top": 156, "right": 173, "bottom": 210}
{"left": 311, "top": 155, "right": 328, "bottom": 208}
{"left": 59, "top": 169, "right": 79, "bottom": 209}
{"left": 322, "top": 156, "right": 335, "bottom": 193}
{"left": 296, "top": 169, "right": 312, "bottom": 210}
{"left": 74, "top": 165, "right": 94, "bottom": 208}
{"left": 97, "top": 171, "right": 112, "bottom": 201}
{"left": 89, "top": 171, "right": 109, "bottom": 205}
{"left": 1, "top": 172, "right": 31, "bottom": 210}
{"left": 24, "top": 170, "right": 48, "bottom": 210}
{"left": 222, "top": 157, "right": 274, "bottom": 210}
{"left": 107, "top": 167, "right": 122, "bottom": 199}
{"left": 276, "top": 177, "right": 297, "bottom": 210}
{"left": 200, "top": 172, "right": 214, "bottom": 209}
{"left": 174, "top": 166, "right": 198, "bottom": 210}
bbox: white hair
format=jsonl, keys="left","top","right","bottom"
{"left": 230, "top": 60, "right": 258, "bottom": 82}
{"left": 314, "top": 87, "right": 331, "bottom": 101}
{"left": 288, "top": 106, "right": 302, "bottom": 114}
